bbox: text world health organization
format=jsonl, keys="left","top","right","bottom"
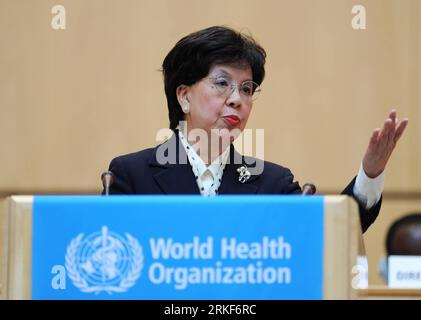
{"left": 147, "top": 236, "right": 293, "bottom": 290}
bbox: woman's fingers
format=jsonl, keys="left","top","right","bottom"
{"left": 394, "top": 118, "right": 409, "bottom": 144}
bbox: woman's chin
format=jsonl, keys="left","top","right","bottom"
{"left": 211, "top": 127, "right": 241, "bottom": 144}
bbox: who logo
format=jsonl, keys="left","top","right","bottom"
{"left": 63, "top": 226, "right": 143, "bottom": 294}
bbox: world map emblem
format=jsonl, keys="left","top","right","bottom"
{"left": 65, "top": 226, "right": 143, "bottom": 294}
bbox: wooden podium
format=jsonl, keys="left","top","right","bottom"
{"left": 0, "top": 195, "right": 366, "bottom": 300}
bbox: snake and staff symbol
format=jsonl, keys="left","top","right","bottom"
{"left": 65, "top": 226, "right": 143, "bottom": 294}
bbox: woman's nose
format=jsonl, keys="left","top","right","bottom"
{"left": 226, "top": 86, "right": 242, "bottom": 108}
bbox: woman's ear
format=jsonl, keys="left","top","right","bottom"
{"left": 176, "top": 85, "right": 190, "bottom": 114}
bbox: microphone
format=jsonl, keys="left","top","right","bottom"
{"left": 302, "top": 183, "right": 317, "bottom": 195}
{"left": 101, "top": 171, "right": 114, "bottom": 196}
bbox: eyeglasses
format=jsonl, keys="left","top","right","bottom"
{"left": 205, "top": 76, "right": 261, "bottom": 101}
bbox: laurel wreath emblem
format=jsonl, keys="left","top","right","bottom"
{"left": 65, "top": 232, "right": 143, "bottom": 294}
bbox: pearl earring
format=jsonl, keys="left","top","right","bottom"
{"left": 182, "top": 103, "right": 190, "bottom": 114}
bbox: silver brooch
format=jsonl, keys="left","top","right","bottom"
{"left": 237, "top": 165, "right": 251, "bottom": 183}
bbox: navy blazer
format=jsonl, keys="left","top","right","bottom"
{"left": 105, "top": 133, "right": 381, "bottom": 233}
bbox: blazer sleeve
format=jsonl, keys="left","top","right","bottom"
{"left": 278, "top": 168, "right": 302, "bottom": 195}
{"left": 278, "top": 166, "right": 381, "bottom": 233}
{"left": 341, "top": 176, "right": 382, "bottom": 233}
{"left": 102, "top": 157, "right": 134, "bottom": 195}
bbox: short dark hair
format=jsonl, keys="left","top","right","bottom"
{"left": 386, "top": 213, "right": 421, "bottom": 255}
{"left": 162, "top": 26, "right": 267, "bottom": 131}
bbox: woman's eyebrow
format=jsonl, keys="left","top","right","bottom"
{"left": 212, "top": 69, "right": 231, "bottom": 78}
{"left": 212, "top": 69, "right": 252, "bottom": 82}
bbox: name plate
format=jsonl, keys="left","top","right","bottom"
{"left": 32, "top": 195, "right": 324, "bottom": 299}
{"left": 388, "top": 256, "right": 421, "bottom": 288}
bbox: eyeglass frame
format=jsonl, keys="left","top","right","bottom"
{"left": 204, "top": 76, "right": 261, "bottom": 101}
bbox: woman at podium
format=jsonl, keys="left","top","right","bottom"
{"left": 103, "top": 26, "right": 408, "bottom": 233}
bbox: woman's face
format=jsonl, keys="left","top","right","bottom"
{"left": 180, "top": 64, "right": 254, "bottom": 143}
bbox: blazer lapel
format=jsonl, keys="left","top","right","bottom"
{"left": 218, "top": 146, "right": 260, "bottom": 195}
{"left": 149, "top": 132, "right": 200, "bottom": 195}
{"left": 153, "top": 164, "right": 200, "bottom": 194}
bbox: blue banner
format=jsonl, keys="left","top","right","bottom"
{"left": 32, "top": 195, "right": 324, "bottom": 299}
